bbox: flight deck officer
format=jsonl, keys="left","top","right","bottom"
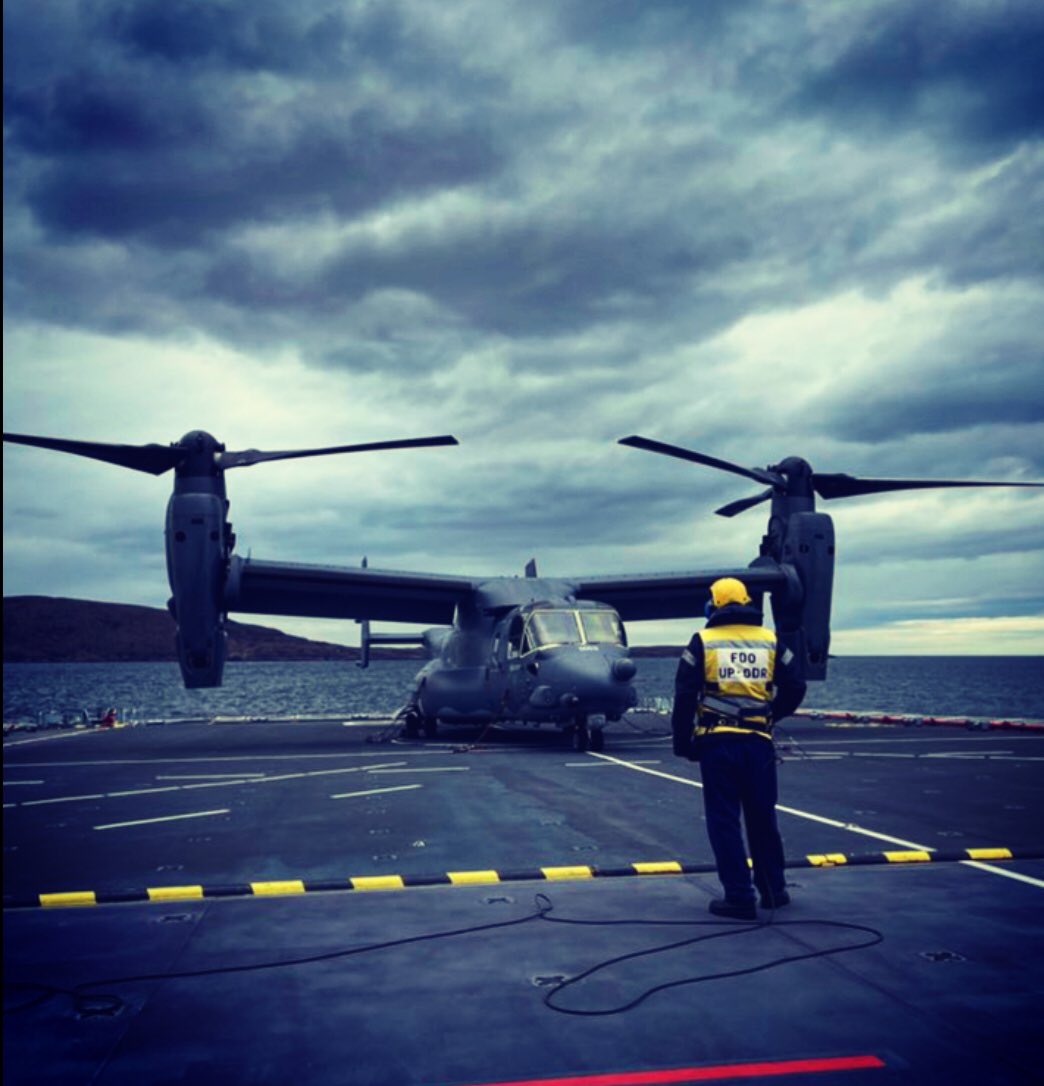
{"left": 672, "top": 577, "right": 806, "bottom": 920}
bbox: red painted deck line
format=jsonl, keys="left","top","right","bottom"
{"left": 464, "top": 1053, "right": 886, "bottom": 1086}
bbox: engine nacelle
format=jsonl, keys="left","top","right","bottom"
{"left": 165, "top": 492, "right": 228, "bottom": 687}
{"left": 775, "top": 511, "right": 835, "bottom": 682}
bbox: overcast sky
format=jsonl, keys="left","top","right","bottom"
{"left": 4, "top": 0, "right": 1043, "bottom": 657}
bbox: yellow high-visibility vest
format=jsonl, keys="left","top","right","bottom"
{"left": 696, "top": 624, "right": 777, "bottom": 734}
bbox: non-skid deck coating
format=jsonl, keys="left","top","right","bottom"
{"left": 4, "top": 715, "right": 1044, "bottom": 1085}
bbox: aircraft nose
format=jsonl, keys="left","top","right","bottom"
{"left": 538, "top": 648, "right": 637, "bottom": 712}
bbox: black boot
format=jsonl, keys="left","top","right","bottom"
{"left": 708, "top": 897, "right": 757, "bottom": 920}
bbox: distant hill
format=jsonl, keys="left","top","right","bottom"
{"left": 1, "top": 596, "right": 406, "bottom": 663}
{"left": 3, "top": 595, "right": 683, "bottom": 664}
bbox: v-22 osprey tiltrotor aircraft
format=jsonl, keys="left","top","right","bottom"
{"left": 4, "top": 429, "right": 1041, "bottom": 750}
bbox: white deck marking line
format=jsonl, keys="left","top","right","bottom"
{"left": 5, "top": 750, "right": 451, "bottom": 768}
{"left": 316, "top": 763, "right": 407, "bottom": 776}
{"left": 588, "top": 754, "right": 701, "bottom": 789}
{"left": 330, "top": 784, "right": 423, "bottom": 800}
{"left": 562, "top": 760, "right": 662, "bottom": 768}
{"left": 589, "top": 751, "right": 1044, "bottom": 891}
{"left": 22, "top": 793, "right": 106, "bottom": 806}
{"left": 256, "top": 771, "right": 333, "bottom": 783}
{"left": 95, "top": 809, "right": 230, "bottom": 831}
{"left": 107, "top": 787, "right": 181, "bottom": 798}
{"left": 849, "top": 752, "right": 919, "bottom": 758}
{"left": 3, "top": 780, "right": 45, "bottom": 785}
{"left": 406, "top": 742, "right": 474, "bottom": 750}
{"left": 10, "top": 763, "right": 410, "bottom": 809}
{"left": 156, "top": 773, "right": 268, "bottom": 780}
{"left": 180, "top": 780, "right": 252, "bottom": 790}
{"left": 2, "top": 730, "right": 99, "bottom": 747}
{"left": 961, "top": 861, "right": 1044, "bottom": 888}
{"left": 171, "top": 763, "right": 406, "bottom": 788}
{"left": 367, "top": 767, "right": 470, "bottom": 774}
{"left": 257, "top": 763, "right": 407, "bottom": 783}
{"left": 924, "top": 751, "right": 1015, "bottom": 759}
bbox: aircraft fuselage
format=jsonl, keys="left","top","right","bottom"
{"left": 407, "top": 577, "right": 637, "bottom": 744}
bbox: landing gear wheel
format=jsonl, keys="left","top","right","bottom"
{"left": 589, "top": 728, "right": 605, "bottom": 753}
{"left": 402, "top": 711, "right": 421, "bottom": 740}
{"left": 572, "top": 715, "right": 590, "bottom": 752}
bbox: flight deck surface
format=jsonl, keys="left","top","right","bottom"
{"left": 4, "top": 715, "right": 1043, "bottom": 1085}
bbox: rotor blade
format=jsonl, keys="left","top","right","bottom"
{"left": 814, "top": 473, "right": 1044, "bottom": 501}
{"left": 618, "top": 436, "right": 782, "bottom": 487}
{"left": 3, "top": 432, "right": 183, "bottom": 475}
{"left": 715, "top": 489, "right": 774, "bottom": 518}
{"left": 218, "top": 435, "right": 459, "bottom": 470}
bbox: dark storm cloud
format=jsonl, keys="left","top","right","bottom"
{"left": 5, "top": 0, "right": 1040, "bottom": 364}
{"left": 838, "top": 511, "right": 1044, "bottom": 566}
{"left": 395, "top": 465, "right": 1044, "bottom": 575}
{"left": 826, "top": 369, "right": 1044, "bottom": 445}
{"left": 106, "top": 0, "right": 469, "bottom": 92}
{"left": 3, "top": 0, "right": 1042, "bottom": 389}
{"left": 236, "top": 438, "right": 732, "bottom": 577}
{"left": 23, "top": 109, "right": 499, "bottom": 246}
{"left": 5, "top": 1, "right": 503, "bottom": 247}
{"left": 933, "top": 153, "right": 1044, "bottom": 289}
{"left": 811, "top": 345, "right": 1044, "bottom": 456}
{"left": 107, "top": 0, "right": 357, "bottom": 72}
{"left": 5, "top": 72, "right": 211, "bottom": 155}
{"left": 836, "top": 589, "right": 1044, "bottom": 633}
{"left": 791, "top": 2, "right": 1044, "bottom": 156}
{"left": 4, "top": 0, "right": 1042, "bottom": 654}
{"left": 203, "top": 213, "right": 748, "bottom": 338}
{"left": 262, "top": 466, "right": 701, "bottom": 559}
{"left": 905, "top": 593, "right": 1044, "bottom": 622}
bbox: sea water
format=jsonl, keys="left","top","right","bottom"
{"left": 3, "top": 656, "right": 1041, "bottom": 725}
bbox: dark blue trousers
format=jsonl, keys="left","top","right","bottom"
{"left": 699, "top": 734, "right": 786, "bottom": 905}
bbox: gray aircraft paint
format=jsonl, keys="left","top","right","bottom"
{"left": 5, "top": 428, "right": 1040, "bottom": 749}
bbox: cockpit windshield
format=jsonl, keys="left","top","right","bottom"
{"left": 526, "top": 611, "right": 582, "bottom": 649}
{"left": 579, "top": 610, "right": 626, "bottom": 645}
{"left": 523, "top": 609, "right": 626, "bottom": 651}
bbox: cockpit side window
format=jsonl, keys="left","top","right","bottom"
{"left": 507, "top": 615, "right": 525, "bottom": 657}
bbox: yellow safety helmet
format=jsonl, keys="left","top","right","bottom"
{"left": 709, "top": 577, "right": 751, "bottom": 609}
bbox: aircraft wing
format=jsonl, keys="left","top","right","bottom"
{"left": 572, "top": 565, "right": 788, "bottom": 622}
{"left": 225, "top": 557, "right": 476, "bottom": 625}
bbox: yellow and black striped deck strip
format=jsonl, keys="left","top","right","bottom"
{"left": 5, "top": 847, "right": 1041, "bottom": 910}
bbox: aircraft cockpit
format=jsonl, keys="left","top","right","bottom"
{"left": 507, "top": 606, "right": 627, "bottom": 658}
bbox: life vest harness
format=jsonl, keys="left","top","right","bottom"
{"left": 695, "top": 694, "right": 774, "bottom": 739}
